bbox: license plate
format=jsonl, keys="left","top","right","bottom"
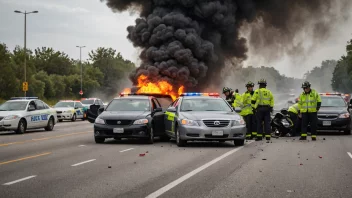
{"left": 212, "top": 131, "right": 223, "bottom": 136}
{"left": 113, "top": 128, "right": 124, "bottom": 133}
{"left": 323, "top": 121, "right": 331, "bottom": 126}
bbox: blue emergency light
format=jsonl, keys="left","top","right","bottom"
{"left": 10, "top": 97, "right": 39, "bottom": 100}
{"left": 180, "top": 93, "right": 220, "bottom": 97}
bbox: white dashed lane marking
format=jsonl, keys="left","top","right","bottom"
{"left": 347, "top": 152, "right": 352, "bottom": 159}
{"left": 71, "top": 159, "right": 96, "bottom": 167}
{"left": 3, "top": 175, "right": 37, "bottom": 185}
{"left": 120, "top": 148, "right": 134, "bottom": 153}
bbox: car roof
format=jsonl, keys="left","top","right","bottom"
{"left": 116, "top": 95, "right": 151, "bottom": 100}
{"left": 181, "top": 96, "right": 222, "bottom": 100}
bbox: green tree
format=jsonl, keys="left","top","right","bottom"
{"left": 0, "top": 43, "right": 19, "bottom": 99}
{"left": 332, "top": 39, "right": 352, "bottom": 93}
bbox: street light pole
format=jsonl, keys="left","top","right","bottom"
{"left": 14, "top": 10, "right": 38, "bottom": 97}
{"left": 76, "top": 46, "right": 86, "bottom": 98}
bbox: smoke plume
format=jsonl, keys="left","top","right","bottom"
{"left": 101, "top": 0, "right": 352, "bottom": 91}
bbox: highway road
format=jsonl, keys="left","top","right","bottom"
{"left": 0, "top": 121, "right": 352, "bottom": 198}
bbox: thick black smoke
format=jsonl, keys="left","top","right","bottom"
{"left": 101, "top": 0, "right": 352, "bottom": 91}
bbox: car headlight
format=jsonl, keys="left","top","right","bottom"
{"left": 95, "top": 117, "right": 105, "bottom": 124}
{"left": 339, "top": 113, "right": 350, "bottom": 118}
{"left": 133, "top": 119, "right": 148, "bottom": 125}
{"left": 4, "top": 115, "right": 20, "bottom": 120}
{"left": 181, "top": 119, "right": 199, "bottom": 126}
{"left": 232, "top": 118, "right": 245, "bottom": 126}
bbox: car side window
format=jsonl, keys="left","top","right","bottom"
{"left": 151, "top": 99, "right": 160, "bottom": 109}
{"left": 154, "top": 99, "right": 161, "bottom": 108}
{"left": 35, "top": 100, "right": 45, "bottom": 110}
{"left": 29, "top": 101, "right": 37, "bottom": 110}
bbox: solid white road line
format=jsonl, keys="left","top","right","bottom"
{"left": 3, "top": 175, "right": 37, "bottom": 185}
{"left": 145, "top": 143, "right": 251, "bottom": 198}
{"left": 71, "top": 159, "right": 96, "bottom": 167}
{"left": 120, "top": 148, "right": 134, "bottom": 153}
{"left": 348, "top": 152, "right": 352, "bottom": 159}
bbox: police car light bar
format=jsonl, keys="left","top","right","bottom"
{"left": 10, "top": 97, "right": 39, "bottom": 100}
{"left": 180, "top": 93, "right": 220, "bottom": 97}
{"left": 319, "top": 93, "right": 342, "bottom": 96}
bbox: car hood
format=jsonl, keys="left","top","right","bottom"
{"left": 99, "top": 111, "right": 150, "bottom": 120}
{"left": 180, "top": 111, "right": 241, "bottom": 120}
{"left": 318, "top": 107, "right": 348, "bottom": 114}
{"left": 54, "top": 107, "right": 74, "bottom": 111}
{"left": 0, "top": 111, "right": 25, "bottom": 117}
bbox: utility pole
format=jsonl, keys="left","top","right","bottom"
{"left": 14, "top": 10, "right": 38, "bottom": 97}
{"left": 76, "top": 46, "right": 86, "bottom": 98}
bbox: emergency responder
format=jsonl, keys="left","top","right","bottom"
{"left": 298, "top": 81, "right": 321, "bottom": 141}
{"left": 240, "top": 81, "right": 257, "bottom": 139}
{"left": 223, "top": 87, "right": 236, "bottom": 105}
{"left": 251, "top": 79, "right": 274, "bottom": 142}
{"left": 288, "top": 98, "right": 300, "bottom": 137}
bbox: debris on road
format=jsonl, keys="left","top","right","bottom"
{"left": 146, "top": 151, "right": 149, "bottom": 153}
{"left": 300, "top": 163, "right": 303, "bottom": 165}
{"left": 323, "top": 138, "right": 326, "bottom": 140}
{"left": 134, "top": 162, "right": 136, "bottom": 164}
{"left": 262, "top": 158, "right": 267, "bottom": 160}
{"left": 287, "top": 190, "right": 294, "bottom": 193}
{"left": 319, "top": 156, "right": 322, "bottom": 159}
{"left": 139, "top": 153, "right": 145, "bottom": 157}
{"left": 108, "top": 166, "right": 111, "bottom": 168}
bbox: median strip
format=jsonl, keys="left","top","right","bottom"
{"left": 0, "top": 152, "right": 51, "bottom": 166}
{"left": 0, "top": 131, "right": 91, "bottom": 147}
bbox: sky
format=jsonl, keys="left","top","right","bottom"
{"left": 1, "top": 0, "right": 352, "bottom": 78}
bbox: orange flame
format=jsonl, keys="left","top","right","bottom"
{"left": 125, "top": 75, "right": 184, "bottom": 101}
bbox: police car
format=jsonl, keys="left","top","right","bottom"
{"left": 81, "top": 98, "right": 104, "bottom": 108}
{"left": 54, "top": 100, "right": 85, "bottom": 122}
{"left": 0, "top": 97, "right": 58, "bottom": 134}
{"left": 164, "top": 93, "right": 246, "bottom": 147}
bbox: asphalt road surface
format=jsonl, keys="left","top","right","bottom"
{"left": 0, "top": 121, "right": 351, "bottom": 198}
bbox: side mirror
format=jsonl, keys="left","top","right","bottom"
{"left": 98, "top": 107, "right": 104, "bottom": 115}
{"left": 28, "top": 105, "right": 35, "bottom": 111}
{"left": 233, "top": 107, "right": 241, "bottom": 113}
{"left": 153, "top": 107, "right": 163, "bottom": 113}
{"left": 166, "top": 107, "right": 177, "bottom": 113}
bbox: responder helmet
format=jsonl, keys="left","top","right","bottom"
{"left": 258, "top": 79, "right": 267, "bottom": 85}
{"left": 222, "top": 87, "right": 231, "bottom": 94}
{"left": 301, "top": 81, "right": 311, "bottom": 88}
{"left": 246, "top": 81, "right": 255, "bottom": 87}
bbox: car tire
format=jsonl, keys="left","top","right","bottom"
{"left": 344, "top": 129, "right": 351, "bottom": 135}
{"left": 45, "top": 117, "right": 54, "bottom": 131}
{"left": 95, "top": 137, "right": 105, "bottom": 143}
{"left": 15, "top": 119, "right": 26, "bottom": 134}
{"left": 176, "top": 127, "right": 186, "bottom": 147}
{"left": 146, "top": 127, "right": 154, "bottom": 144}
{"left": 71, "top": 114, "right": 76, "bottom": 122}
{"left": 234, "top": 139, "right": 245, "bottom": 146}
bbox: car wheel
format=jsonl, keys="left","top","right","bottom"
{"left": 45, "top": 117, "right": 54, "bottom": 131}
{"left": 234, "top": 139, "right": 245, "bottom": 146}
{"left": 15, "top": 119, "right": 26, "bottom": 134}
{"left": 71, "top": 114, "right": 76, "bottom": 122}
{"left": 176, "top": 127, "right": 186, "bottom": 147}
{"left": 95, "top": 137, "right": 105, "bottom": 143}
{"left": 146, "top": 127, "right": 154, "bottom": 144}
{"left": 344, "top": 129, "right": 351, "bottom": 135}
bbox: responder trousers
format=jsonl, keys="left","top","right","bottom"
{"left": 256, "top": 106, "right": 271, "bottom": 140}
{"left": 288, "top": 112, "right": 299, "bottom": 137}
{"left": 244, "top": 114, "right": 257, "bottom": 139}
{"left": 301, "top": 112, "right": 317, "bottom": 138}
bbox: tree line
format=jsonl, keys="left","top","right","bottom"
{"left": 0, "top": 43, "right": 135, "bottom": 102}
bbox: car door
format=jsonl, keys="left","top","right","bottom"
{"left": 151, "top": 98, "right": 165, "bottom": 136}
{"left": 75, "top": 102, "right": 84, "bottom": 119}
{"left": 26, "top": 101, "right": 41, "bottom": 128}
{"left": 164, "top": 99, "right": 180, "bottom": 137}
{"left": 35, "top": 100, "right": 49, "bottom": 127}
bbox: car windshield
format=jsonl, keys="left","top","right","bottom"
{"left": 54, "top": 102, "right": 75, "bottom": 108}
{"left": 0, "top": 101, "right": 28, "bottom": 111}
{"left": 156, "top": 97, "right": 173, "bottom": 108}
{"left": 321, "top": 96, "right": 346, "bottom": 107}
{"left": 106, "top": 99, "right": 150, "bottom": 111}
{"left": 181, "top": 98, "right": 232, "bottom": 112}
{"left": 81, "top": 100, "right": 94, "bottom": 105}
